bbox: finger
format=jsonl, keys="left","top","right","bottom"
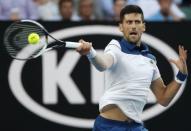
{"left": 76, "top": 41, "right": 84, "bottom": 52}
{"left": 76, "top": 45, "right": 82, "bottom": 52}
{"left": 84, "top": 42, "right": 92, "bottom": 52}
{"left": 179, "top": 45, "right": 186, "bottom": 62}
{"left": 181, "top": 45, "right": 185, "bottom": 55}
{"left": 79, "top": 42, "right": 90, "bottom": 54}
{"left": 178, "top": 45, "right": 183, "bottom": 58}
{"left": 181, "top": 45, "right": 185, "bottom": 56}
{"left": 178, "top": 45, "right": 181, "bottom": 57}
{"left": 82, "top": 43, "right": 88, "bottom": 52}
{"left": 182, "top": 49, "right": 187, "bottom": 60}
{"left": 181, "top": 45, "right": 184, "bottom": 50}
{"left": 79, "top": 39, "right": 84, "bottom": 43}
{"left": 181, "top": 47, "right": 187, "bottom": 61}
{"left": 184, "top": 50, "right": 187, "bottom": 60}
{"left": 78, "top": 39, "right": 89, "bottom": 50}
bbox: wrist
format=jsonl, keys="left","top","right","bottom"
{"left": 175, "top": 71, "right": 187, "bottom": 84}
{"left": 86, "top": 47, "right": 97, "bottom": 59}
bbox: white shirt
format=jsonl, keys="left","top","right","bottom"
{"left": 99, "top": 39, "right": 161, "bottom": 123}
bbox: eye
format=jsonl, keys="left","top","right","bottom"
{"left": 135, "top": 20, "right": 141, "bottom": 24}
{"left": 126, "top": 20, "right": 133, "bottom": 25}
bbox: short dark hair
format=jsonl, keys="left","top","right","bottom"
{"left": 120, "top": 5, "right": 144, "bottom": 22}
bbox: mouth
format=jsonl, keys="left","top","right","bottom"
{"left": 129, "top": 32, "right": 138, "bottom": 36}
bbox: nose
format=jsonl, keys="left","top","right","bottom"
{"left": 131, "top": 22, "right": 136, "bottom": 30}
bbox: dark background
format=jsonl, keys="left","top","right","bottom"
{"left": 0, "top": 21, "right": 190, "bottom": 131}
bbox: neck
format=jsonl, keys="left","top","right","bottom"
{"left": 136, "top": 41, "right": 141, "bottom": 47}
{"left": 124, "top": 37, "right": 141, "bottom": 47}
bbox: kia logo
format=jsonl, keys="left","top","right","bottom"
{"left": 8, "top": 25, "right": 186, "bottom": 128}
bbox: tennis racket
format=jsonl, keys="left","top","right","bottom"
{"left": 3, "top": 19, "right": 81, "bottom": 60}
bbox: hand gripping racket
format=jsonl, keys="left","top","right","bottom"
{"left": 3, "top": 20, "right": 81, "bottom": 60}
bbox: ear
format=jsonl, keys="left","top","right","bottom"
{"left": 119, "top": 23, "right": 123, "bottom": 32}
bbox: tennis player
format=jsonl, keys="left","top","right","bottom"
{"left": 77, "top": 5, "right": 188, "bottom": 131}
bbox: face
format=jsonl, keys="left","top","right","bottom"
{"left": 119, "top": 13, "right": 145, "bottom": 44}
{"left": 79, "top": 0, "right": 93, "bottom": 20}
{"left": 60, "top": 1, "right": 73, "bottom": 20}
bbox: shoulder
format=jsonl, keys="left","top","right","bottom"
{"left": 147, "top": 53, "right": 157, "bottom": 62}
{"left": 104, "top": 39, "right": 121, "bottom": 58}
{"left": 143, "top": 43, "right": 157, "bottom": 62}
{"left": 106, "top": 39, "right": 121, "bottom": 50}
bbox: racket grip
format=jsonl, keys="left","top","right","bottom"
{"left": 65, "top": 41, "right": 81, "bottom": 48}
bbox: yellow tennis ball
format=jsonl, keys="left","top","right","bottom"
{"left": 28, "top": 33, "right": 40, "bottom": 45}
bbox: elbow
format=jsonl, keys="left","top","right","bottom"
{"left": 96, "top": 66, "right": 107, "bottom": 72}
{"left": 98, "top": 69, "right": 105, "bottom": 72}
{"left": 94, "top": 64, "right": 108, "bottom": 72}
{"left": 90, "top": 61, "right": 108, "bottom": 72}
{"left": 159, "top": 102, "right": 169, "bottom": 107}
{"left": 158, "top": 99, "right": 170, "bottom": 107}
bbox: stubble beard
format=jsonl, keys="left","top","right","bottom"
{"left": 126, "top": 35, "right": 142, "bottom": 45}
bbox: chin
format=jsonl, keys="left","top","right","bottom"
{"left": 129, "top": 39, "right": 139, "bottom": 43}
{"left": 129, "top": 36, "right": 141, "bottom": 44}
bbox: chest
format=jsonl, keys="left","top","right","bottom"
{"left": 118, "top": 53, "right": 155, "bottom": 79}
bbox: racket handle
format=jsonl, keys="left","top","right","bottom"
{"left": 65, "top": 41, "right": 81, "bottom": 48}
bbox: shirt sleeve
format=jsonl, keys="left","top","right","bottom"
{"left": 104, "top": 39, "right": 121, "bottom": 67}
{"left": 152, "top": 63, "right": 161, "bottom": 81}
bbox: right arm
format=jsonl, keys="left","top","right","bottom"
{"left": 76, "top": 39, "right": 114, "bottom": 71}
{"left": 88, "top": 51, "right": 114, "bottom": 71}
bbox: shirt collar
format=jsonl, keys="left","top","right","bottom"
{"left": 120, "top": 38, "right": 149, "bottom": 53}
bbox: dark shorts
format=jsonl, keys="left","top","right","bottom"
{"left": 93, "top": 115, "right": 148, "bottom": 131}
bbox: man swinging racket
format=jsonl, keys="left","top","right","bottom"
{"left": 76, "top": 5, "right": 188, "bottom": 131}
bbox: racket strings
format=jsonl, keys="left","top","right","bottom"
{"left": 4, "top": 22, "right": 45, "bottom": 59}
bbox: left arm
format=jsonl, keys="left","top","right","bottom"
{"left": 151, "top": 45, "right": 188, "bottom": 107}
{"left": 151, "top": 78, "right": 182, "bottom": 107}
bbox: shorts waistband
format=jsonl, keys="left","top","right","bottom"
{"left": 96, "top": 115, "right": 142, "bottom": 127}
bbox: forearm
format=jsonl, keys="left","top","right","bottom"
{"left": 152, "top": 45, "right": 188, "bottom": 107}
{"left": 161, "top": 80, "right": 181, "bottom": 106}
{"left": 160, "top": 71, "right": 187, "bottom": 106}
{"left": 87, "top": 47, "right": 113, "bottom": 71}
{"left": 152, "top": 71, "right": 187, "bottom": 107}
